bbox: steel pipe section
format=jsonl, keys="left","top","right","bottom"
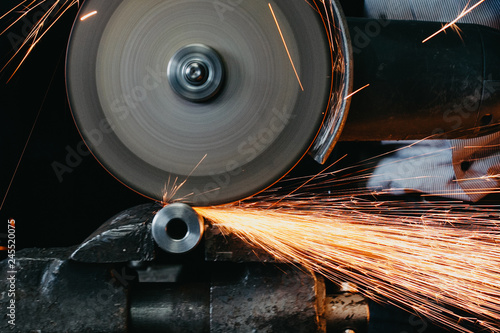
{"left": 152, "top": 203, "right": 204, "bottom": 254}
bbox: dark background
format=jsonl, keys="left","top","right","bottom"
{"left": 0, "top": 1, "right": 364, "bottom": 250}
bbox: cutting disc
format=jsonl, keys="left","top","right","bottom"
{"left": 67, "top": 0, "right": 332, "bottom": 206}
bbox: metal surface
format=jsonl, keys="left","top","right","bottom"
{"left": 152, "top": 203, "right": 204, "bottom": 254}
{"left": 211, "top": 264, "right": 323, "bottom": 332}
{"left": 130, "top": 264, "right": 325, "bottom": 333}
{"left": 71, "top": 203, "right": 158, "bottom": 263}
{"left": 309, "top": 0, "right": 353, "bottom": 164}
{"left": 67, "top": 0, "right": 332, "bottom": 206}
{"left": 130, "top": 283, "right": 210, "bottom": 333}
{"left": 342, "top": 19, "right": 500, "bottom": 141}
{"left": 0, "top": 248, "right": 128, "bottom": 333}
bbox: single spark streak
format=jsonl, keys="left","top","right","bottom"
{"left": 344, "top": 84, "right": 370, "bottom": 100}
{"left": 422, "top": 0, "right": 486, "bottom": 43}
{"left": 1, "top": 53, "right": 62, "bottom": 211}
{"left": 268, "top": 3, "right": 304, "bottom": 91}
{"left": 465, "top": 144, "right": 500, "bottom": 149}
{"left": 176, "top": 154, "right": 207, "bottom": 189}
{"left": 80, "top": 10, "right": 97, "bottom": 21}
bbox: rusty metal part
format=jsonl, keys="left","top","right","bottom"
{"left": 0, "top": 248, "right": 129, "bottom": 333}
{"left": 325, "top": 293, "right": 369, "bottom": 333}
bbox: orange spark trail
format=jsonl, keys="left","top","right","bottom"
{"left": 345, "top": 83, "right": 370, "bottom": 100}
{"left": 269, "top": 3, "right": 304, "bottom": 91}
{"left": 0, "top": 0, "right": 80, "bottom": 80}
{"left": 422, "top": 0, "right": 486, "bottom": 43}
{"left": 197, "top": 201, "right": 500, "bottom": 333}
{"left": 79, "top": 10, "right": 97, "bottom": 21}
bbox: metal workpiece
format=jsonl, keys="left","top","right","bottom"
{"left": 0, "top": 248, "right": 129, "bottom": 333}
{"left": 152, "top": 203, "right": 205, "bottom": 254}
{"left": 69, "top": 203, "right": 277, "bottom": 264}
{"left": 71, "top": 203, "right": 158, "bottom": 263}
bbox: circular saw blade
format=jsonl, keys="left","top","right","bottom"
{"left": 67, "top": 0, "right": 332, "bottom": 206}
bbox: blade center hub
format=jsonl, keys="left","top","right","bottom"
{"left": 184, "top": 61, "right": 208, "bottom": 85}
{"left": 167, "top": 44, "right": 225, "bottom": 103}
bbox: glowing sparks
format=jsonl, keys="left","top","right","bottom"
{"left": 422, "top": 0, "right": 486, "bottom": 43}
{"left": 269, "top": 3, "right": 304, "bottom": 91}
{"left": 345, "top": 83, "right": 370, "bottom": 100}
{"left": 0, "top": 0, "right": 80, "bottom": 80}
{"left": 161, "top": 154, "right": 213, "bottom": 204}
{"left": 194, "top": 142, "right": 500, "bottom": 332}
{"left": 197, "top": 201, "right": 500, "bottom": 333}
{"left": 80, "top": 10, "right": 97, "bottom": 21}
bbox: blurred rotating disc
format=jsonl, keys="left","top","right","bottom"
{"left": 67, "top": 0, "right": 332, "bottom": 206}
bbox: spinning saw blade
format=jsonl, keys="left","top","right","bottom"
{"left": 67, "top": 0, "right": 341, "bottom": 205}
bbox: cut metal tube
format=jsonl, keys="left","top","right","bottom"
{"left": 152, "top": 203, "right": 204, "bottom": 254}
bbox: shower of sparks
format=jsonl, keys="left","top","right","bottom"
{"left": 422, "top": 0, "right": 486, "bottom": 43}
{"left": 269, "top": 3, "right": 304, "bottom": 91}
{"left": 0, "top": 0, "right": 80, "bottom": 80}
{"left": 197, "top": 197, "right": 500, "bottom": 333}
{"left": 193, "top": 142, "right": 500, "bottom": 333}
